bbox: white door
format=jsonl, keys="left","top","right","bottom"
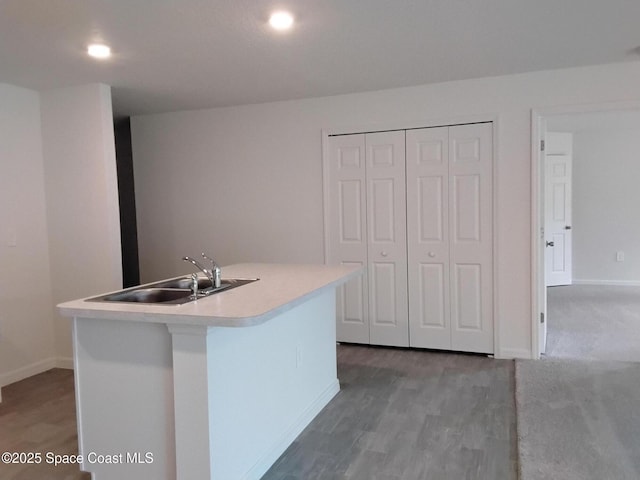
{"left": 449, "top": 123, "right": 494, "bottom": 353}
{"left": 407, "top": 123, "right": 494, "bottom": 353}
{"left": 327, "top": 134, "right": 369, "bottom": 343}
{"left": 544, "top": 132, "right": 573, "bottom": 287}
{"left": 537, "top": 127, "right": 548, "bottom": 355}
{"left": 366, "top": 131, "right": 409, "bottom": 347}
{"left": 406, "top": 126, "right": 451, "bottom": 349}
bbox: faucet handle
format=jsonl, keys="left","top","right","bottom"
{"left": 201, "top": 252, "right": 221, "bottom": 288}
{"left": 190, "top": 273, "right": 199, "bottom": 297}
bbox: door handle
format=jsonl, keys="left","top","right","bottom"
{"left": 546, "top": 241, "right": 555, "bottom": 247}
{"left": 565, "top": 226, "right": 572, "bottom": 230}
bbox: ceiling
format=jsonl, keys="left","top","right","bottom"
{"left": 1, "top": 0, "right": 639, "bottom": 118}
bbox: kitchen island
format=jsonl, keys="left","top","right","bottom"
{"left": 58, "top": 263, "right": 361, "bottom": 480}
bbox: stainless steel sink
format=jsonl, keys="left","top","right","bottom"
{"left": 152, "top": 277, "right": 214, "bottom": 290}
{"left": 100, "top": 288, "right": 194, "bottom": 304}
{"left": 87, "top": 277, "right": 259, "bottom": 305}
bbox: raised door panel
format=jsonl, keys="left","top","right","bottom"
{"left": 327, "top": 134, "right": 369, "bottom": 343}
{"left": 370, "top": 262, "right": 398, "bottom": 327}
{"left": 451, "top": 263, "right": 483, "bottom": 330}
{"left": 406, "top": 127, "right": 451, "bottom": 349}
{"left": 544, "top": 148, "right": 572, "bottom": 287}
{"left": 366, "top": 130, "right": 408, "bottom": 347}
{"left": 449, "top": 123, "right": 493, "bottom": 353}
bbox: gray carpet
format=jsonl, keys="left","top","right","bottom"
{"left": 518, "top": 285, "right": 640, "bottom": 479}
{"left": 516, "top": 359, "right": 640, "bottom": 480}
{"left": 546, "top": 285, "right": 640, "bottom": 362}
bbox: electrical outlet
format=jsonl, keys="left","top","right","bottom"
{"left": 616, "top": 251, "right": 625, "bottom": 262}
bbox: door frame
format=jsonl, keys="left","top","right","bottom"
{"left": 322, "top": 112, "right": 501, "bottom": 355}
{"left": 530, "top": 100, "right": 640, "bottom": 359}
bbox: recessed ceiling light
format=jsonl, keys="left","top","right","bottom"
{"left": 87, "top": 43, "right": 111, "bottom": 59}
{"left": 269, "top": 11, "right": 294, "bottom": 31}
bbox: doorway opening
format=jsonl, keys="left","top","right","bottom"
{"left": 531, "top": 102, "right": 640, "bottom": 360}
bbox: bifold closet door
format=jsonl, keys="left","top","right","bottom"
{"left": 406, "top": 127, "right": 452, "bottom": 349}
{"left": 449, "top": 123, "right": 493, "bottom": 353}
{"left": 327, "top": 131, "right": 409, "bottom": 347}
{"left": 365, "top": 131, "right": 408, "bottom": 347}
{"left": 407, "top": 123, "right": 494, "bottom": 353}
{"left": 327, "top": 134, "right": 369, "bottom": 344}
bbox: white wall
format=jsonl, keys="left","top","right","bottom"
{"left": 573, "top": 126, "right": 640, "bottom": 284}
{"left": 131, "top": 61, "right": 640, "bottom": 359}
{"left": 0, "top": 84, "right": 56, "bottom": 388}
{"left": 40, "top": 84, "right": 122, "bottom": 362}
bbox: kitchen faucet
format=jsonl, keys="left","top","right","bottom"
{"left": 182, "top": 253, "right": 221, "bottom": 288}
{"left": 201, "top": 252, "right": 222, "bottom": 288}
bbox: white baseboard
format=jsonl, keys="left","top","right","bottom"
{"left": 243, "top": 379, "right": 340, "bottom": 480}
{"left": 572, "top": 279, "right": 640, "bottom": 287}
{"left": 0, "top": 357, "right": 56, "bottom": 389}
{"left": 496, "top": 348, "right": 533, "bottom": 360}
{"left": 0, "top": 357, "right": 74, "bottom": 388}
{"left": 56, "top": 357, "right": 74, "bottom": 369}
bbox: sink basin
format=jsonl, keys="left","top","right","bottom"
{"left": 152, "top": 277, "right": 257, "bottom": 290}
{"left": 87, "top": 277, "right": 259, "bottom": 305}
{"left": 152, "top": 277, "right": 213, "bottom": 290}
{"left": 101, "top": 288, "right": 193, "bottom": 304}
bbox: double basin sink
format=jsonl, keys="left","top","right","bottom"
{"left": 87, "top": 276, "right": 258, "bottom": 305}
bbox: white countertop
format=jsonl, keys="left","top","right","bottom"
{"left": 58, "top": 263, "right": 362, "bottom": 327}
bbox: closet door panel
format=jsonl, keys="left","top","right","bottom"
{"left": 328, "top": 134, "right": 369, "bottom": 343}
{"left": 417, "top": 263, "right": 447, "bottom": 328}
{"left": 406, "top": 127, "right": 451, "bottom": 349}
{"left": 370, "top": 262, "right": 398, "bottom": 326}
{"left": 451, "top": 174, "right": 481, "bottom": 242}
{"left": 449, "top": 123, "right": 493, "bottom": 353}
{"left": 366, "top": 131, "right": 408, "bottom": 347}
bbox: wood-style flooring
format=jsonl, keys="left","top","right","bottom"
{"left": 0, "top": 345, "right": 517, "bottom": 480}
{"left": 0, "top": 368, "right": 89, "bottom": 480}
{"left": 264, "top": 344, "right": 518, "bottom": 479}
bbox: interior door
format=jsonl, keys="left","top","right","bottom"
{"left": 327, "top": 134, "right": 369, "bottom": 343}
{"left": 537, "top": 125, "right": 547, "bottom": 355}
{"left": 406, "top": 126, "right": 452, "bottom": 349}
{"left": 544, "top": 132, "right": 573, "bottom": 287}
{"left": 365, "top": 131, "right": 409, "bottom": 347}
{"left": 449, "top": 123, "right": 494, "bottom": 354}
